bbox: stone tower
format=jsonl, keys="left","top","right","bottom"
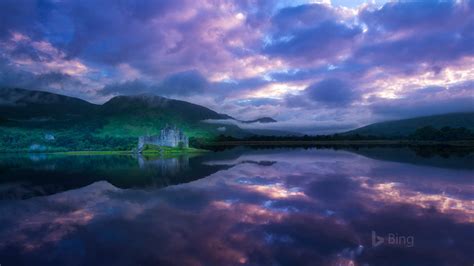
{"left": 137, "top": 125, "right": 189, "bottom": 152}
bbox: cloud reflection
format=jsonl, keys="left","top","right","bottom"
{"left": 0, "top": 148, "right": 472, "bottom": 265}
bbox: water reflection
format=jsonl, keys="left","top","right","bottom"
{"left": 0, "top": 153, "right": 229, "bottom": 199}
{"left": 346, "top": 146, "right": 474, "bottom": 170}
{"left": 138, "top": 154, "right": 189, "bottom": 173}
{"left": 0, "top": 148, "right": 472, "bottom": 265}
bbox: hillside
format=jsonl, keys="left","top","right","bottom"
{"left": 96, "top": 94, "right": 246, "bottom": 140}
{"left": 345, "top": 112, "right": 474, "bottom": 137}
{"left": 0, "top": 88, "right": 249, "bottom": 151}
{"left": 0, "top": 88, "right": 99, "bottom": 120}
{"left": 101, "top": 94, "right": 232, "bottom": 120}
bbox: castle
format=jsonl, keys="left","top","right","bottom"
{"left": 138, "top": 125, "right": 189, "bottom": 152}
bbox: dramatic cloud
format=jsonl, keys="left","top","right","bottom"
{"left": 264, "top": 4, "right": 362, "bottom": 64}
{"left": 0, "top": 58, "right": 88, "bottom": 98}
{"left": 304, "top": 78, "right": 357, "bottom": 107}
{"left": 354, "top": 0, "right": 474, "bottom": 73}
{"left": 0, "top": 0, "right": 473, "bottom": 132}
{"left": 264, "top": 21, "right": 361, "bottom": 62}
{"left": 99, "top": 70, "right": 208, "bottom": 97}
{"left": 160, "top": 70, "right": 208, "bottom": 96}
{"left": 369, "top": 81, "right": 474, "bottom": 119}
{"left": 360, "top": 1, "right": 460, "bottom": 32}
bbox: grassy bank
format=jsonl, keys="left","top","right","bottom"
{"left": 52, "top": 150, "right": 133, "bottom": 155}
{"left": 140, "top": 145, "right": 206, "bottom": 155}
{"left": 51, "top": 146, "right": 207, "bottom": 156}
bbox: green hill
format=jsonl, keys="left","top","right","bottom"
{"left": 96, "top": 94, "right": 243, "bottom": 140}
{"left": 345, "top": 112, "right": 474, "bottom": 137}
{"left": 0, "top": 88, "right": 250, "bottom": 151}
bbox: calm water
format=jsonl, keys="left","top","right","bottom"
{"left": 0, "top": 147, "right": 472, "bottom": 265}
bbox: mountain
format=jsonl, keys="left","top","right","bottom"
{"left": 101, "top": 94, "right": 232, "bottom": 121}
{"left": 345, "top": 112, "right": 474, "bottom": 137}
{"left": 0, "top": 88, "right": 249, "bottom": 151}
{"left": 0, "top": 88, "right": 99, "bottom": 120}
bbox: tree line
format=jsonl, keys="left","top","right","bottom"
{"left": 216, "top": 126, "right": 474, "bottom": 142}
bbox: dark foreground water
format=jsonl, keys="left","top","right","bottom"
{"left": 0, "top": 147, "right": 472, "bottom": 266}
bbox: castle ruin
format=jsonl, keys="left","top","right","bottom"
{"left": 138, "top": 125, "right": 189, "bottom": 152}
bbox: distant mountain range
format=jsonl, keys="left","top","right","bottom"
{"left": 345, "top": 112, "right": 474, "bottom": 137}
{"left": 0, "top": 88, "right": 233, "bottom": 121}
{"left": 0, "top": 88, "right": 278, "bottom": 125}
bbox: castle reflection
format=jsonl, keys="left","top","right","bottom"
{"left": 0, "top": 147, "right": 472, "bottom": 265}
{"left": 0, "top": 152, "right": 228, "bottom": 199}
{"left": 138, "top": 154, "right": 190, "bottom": 175}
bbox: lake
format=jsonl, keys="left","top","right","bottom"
{"left": 0, "top": 146, "right": 472, "bottom": 265}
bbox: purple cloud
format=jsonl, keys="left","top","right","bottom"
{"left": 271, "top": 4, "right": 337, "bottom": 31}
{"left": 99, "top": 70, "right": 208, "bottom": 97}
{"left": 354, "top": 0, "right": 474, "bottom": 73}
{"left": 264, "top": 4, "right": 362, "bottom": 63}
{"left": 369, "top": 81, "right": 474, "bottom": 119}
{"left": 305, "top": 78, "right": 358, "bottom": 107}
{"left": 360, "top": 1, "right": 459, "bottom": 33}
{"left": 0, "top": 0, "right": 473, "bottom": 132}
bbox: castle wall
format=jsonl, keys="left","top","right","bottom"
{"left": 138, "top": 126, "right": 189, "bottom": 152}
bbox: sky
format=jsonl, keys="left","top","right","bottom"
{"left": 0, "top": 0, "right": 473, "bottom": 134}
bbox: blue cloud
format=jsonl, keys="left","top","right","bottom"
{"left": 369, "top": 81, "right": 474, "bottom": 119}
{"left": 159, "top": 70, "right": 208, "bottom": 96}
{"left": 271, "top": 4, "right": 336, "bottom": 31}
{"left": 99, "top": 70, "right": 208, "bottom": 97}
{"left": 304, "top": 78, "right": 358, "bottom": 107}
{"left": 0, "top": 0, "right": 473, "bottom": 129}
{"left": 264, "top": 20, "right": 361, "bottom": 62}
{"left": 354, "top": 0, "right": 474, "bottom": 72}
{"left": 360, "top": 0, "right": 457, "bottom": 32}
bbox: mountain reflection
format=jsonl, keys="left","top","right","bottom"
{"left": 0, "top": 148, "right": 472, "bottom": 265}
{"left": 0, "top": 153, "right": 228, "bottom": 199}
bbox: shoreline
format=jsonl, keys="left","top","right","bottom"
{"left": 0, "top": 147, "right": 208, "bottom": 156}
{"left": 206, "top": 140, "right": 474, "bottom": 147}
{"left": 54, "top": 147, "right": 208, "bottom": 156}
{"left": 1, "top": 140, "right": 474, "bottom": 154}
